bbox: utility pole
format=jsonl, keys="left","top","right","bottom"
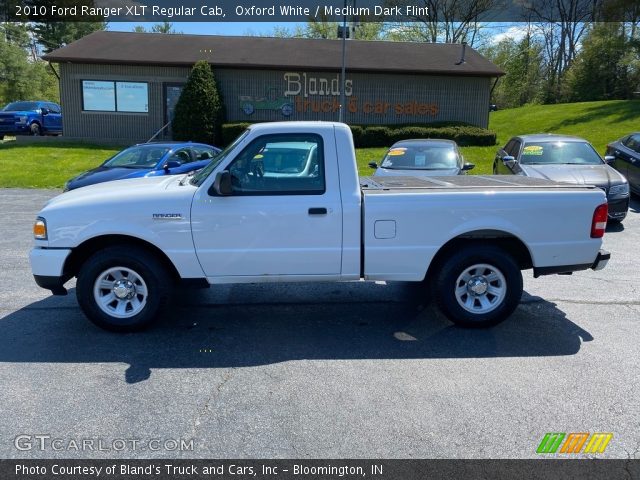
{"left": 338, "top": 0, "right": 347, "bottom": 123}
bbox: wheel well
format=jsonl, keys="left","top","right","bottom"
{"left": 63, "top": 235, "right": 181, "bottom": 281}
{"left": 424, "top": 230, "right": 533, "bottom": 282}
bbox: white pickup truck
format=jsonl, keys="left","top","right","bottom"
{"left": 30, "top": 122, "right": 610, "bottom": 332}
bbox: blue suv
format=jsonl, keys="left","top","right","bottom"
{"left": 0, "top": 100, "right": 63, "bottom": 139}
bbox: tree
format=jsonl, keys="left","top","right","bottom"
{"left": 387, "top": 0, "right": 496, "bottom": 47}
{"left": 133, "top": 22, "right": 181, "bottom": 34}
{"left": 272, "top": 17, "right": 384, "bottom": 40}
{"left": 564, "top": 22, "right": 636, "bottom": 101}
{"left": 31, "top": 21, "right": 106, "bottom": 53}
{"left": 172, "top": 61, "right": 223, "bottom": 144}
{"left": 0, "top": 28, "right": 59, "bottom": 105}
{"left": 481, "top": 30, "right": 544, "bottom": 108}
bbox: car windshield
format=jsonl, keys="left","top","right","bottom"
{"left": 3, "top": 101, "right": 39, "bottom": 112}
{"left": 381, "top": 144, "right": 459, "bottom": 170}
{"left": 103, "top": 145, "right": 171, "bottom": 169}
{"left": 520, "top": 141, "right": 603, "bottom": 165}
{"left": 190, "top": 130, "right": 250, "bottom": 186}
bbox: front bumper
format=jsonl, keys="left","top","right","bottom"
{"left": 30, "top": 248, "right": 72, "bottom": 295}
{"left": 0, "top": 124, "right": 29, "bottom": 134}
{"left": 607, "top": 196, "right": 629, "bottom": 220}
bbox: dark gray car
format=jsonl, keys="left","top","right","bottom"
{"left": 369, "top": 139, "right": 475, "bottom": 177}
{"left": 606, "top": 132, "right": 640, "bottom": 195}
{"left": 493, "top": 134, "right": 630, "bottom": 222}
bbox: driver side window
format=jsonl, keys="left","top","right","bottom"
{"left": 227, "top": 134, "right": 325, "bottom": 195}
{"left": 167, "top": 148, "right": 192, "bottom": 165}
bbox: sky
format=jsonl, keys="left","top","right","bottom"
{"left": 107, "top": 22, "right": 523, "bottom": 44}
{"left": 108, "top": 22, "right": 304, "bottom": 36}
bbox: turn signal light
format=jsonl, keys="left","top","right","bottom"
{"left": 590, "top": 204, "right": 608, "bottom": 238}
{"left": 33, "top": 217, "right": 47, "bottom": 239}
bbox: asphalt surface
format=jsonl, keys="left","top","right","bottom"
{"left": 0, "top": 188, "right": 639, "bottom": 460}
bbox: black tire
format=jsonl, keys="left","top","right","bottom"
{"left": 76, "top": 246, "right": 172, "bottom": 332}
{"left": 492, "top": 162, "right": 498, "bottom": 175}
{"left": 434, "top": 245, "right": 523, "bottom": 328}
{"left": 29, "top": 122, "right": 42, "bottom": 136}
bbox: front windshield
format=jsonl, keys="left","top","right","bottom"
{"left": 103, "top": 145, "right": 171, "bottom": 169}
{"left": 3, "top": 101, "right": 39, "bottom": 112}
{"left": 520, "top": 141, "right": 604, "bottom": 165}
{"left": 381, "top": 144, "right": 459, "bottom": 170}
{"left": 190, "top": 129, "right": 251, "bottom": 186}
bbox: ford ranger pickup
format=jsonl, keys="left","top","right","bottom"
{"left": 30, "top": 122, "right": 610, "bottom": 331}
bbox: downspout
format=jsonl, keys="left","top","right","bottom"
{"left": 48, "top": 61, "right": 60, "bottom": 80}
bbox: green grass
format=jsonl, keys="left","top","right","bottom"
{"left": 356, "top": 99, "right": 640, "bottom": 176}
{"left": 1, "top": 99, "right": 639, "bottom": 187}
{"left": 0, "top": 141, "right": 120, "bottom": 188}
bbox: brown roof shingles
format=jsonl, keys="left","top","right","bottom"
{"left": 43, "top": 30, "right": 504, "bottom": 77}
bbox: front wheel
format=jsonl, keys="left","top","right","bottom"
{"left": 76, "top": 246, "right": 172, "bottom": 332}
{"left": 434, "top": 245, "right": 523, "bottom": 328}
{"left": 29, "top": 122, "right": 42, "bottom": 136}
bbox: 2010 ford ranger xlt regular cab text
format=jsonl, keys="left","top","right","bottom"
{"left": 30, "top": 122, "right": 611, "bottom": 332}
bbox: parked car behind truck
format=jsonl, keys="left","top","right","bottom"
{"left": 0, "top": 101, "right": 62, "bottom": 138}
{"left": 493, "top": 134, "right": 630, "bottom": 222}
{"left": 606, "top": 132, "right": 640, "bottom": 195}
{"left": 30, "top": 122, "right": 610, "bottom": 332}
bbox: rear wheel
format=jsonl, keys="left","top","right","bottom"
{"left": 76, "top": 246, "right": 172, "bottom": 332}
{"left": 434, "top": 245, "right": 522, "bottom": 328}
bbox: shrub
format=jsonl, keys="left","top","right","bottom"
{"left": 221, "top": 122, "right": 252, "bottom": 145}
{"left": 172, "top": 60, "right": 224, "bottom": 144}
{"left": 219, "top": 122, "right": 497, "bottom": 148}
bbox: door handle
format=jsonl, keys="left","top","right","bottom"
{"left": 308, "top": 207, "right": 327, "bottom": 215}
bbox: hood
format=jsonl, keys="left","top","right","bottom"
{"left": 0, "top": 110, "right": 32, "bottom": 118}
{"left": 520, "top": 164, "right": 624, "bottom": 187}
{"left": 44, "top": 175, "right": 194, "bottom": 212}
{"left": 374, "top": 167, "right": 460, "bottom": 177}
{"left": 66, "top": 166, "right": 150, "bottom": 190}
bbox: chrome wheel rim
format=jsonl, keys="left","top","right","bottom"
{"left": 93, "top": 267, "right": 148, "bottom": 319}
{"left": 454, "top": 263, "right": 506, "bottom": 314}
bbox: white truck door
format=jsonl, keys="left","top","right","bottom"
{"left": 191, "top": 132, "right": 343, "bottom": 277}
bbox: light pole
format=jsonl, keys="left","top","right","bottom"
{"left": 338, "top": 0, "right": 347, "bottom": 123}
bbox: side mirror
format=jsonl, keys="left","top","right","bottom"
{"left": 502, "top": 155, "right": 517, "bottom": 169}
{"left": 212, "top": 170, "right": 232, "bottom": 196}
{"left": 162, "top": 160, "right": 181, "bottom": 171}
{"left": 368, "top": 162, "right": 378, "bottom": 169}
{"left": 462, "top": 163, "right": 475, "bottom": 172}
{"left": 40, "top": 107, "right": 49, "bottom": 115}
{"left": 604, "top": 155, "right": 615, "bottom": 164}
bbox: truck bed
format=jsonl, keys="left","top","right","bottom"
{"left": 360, "top": 175, "right": 600, "bottom": 193}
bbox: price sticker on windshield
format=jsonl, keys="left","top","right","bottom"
{"left": 523, "top": 145, "right": 544, "bottom": 155}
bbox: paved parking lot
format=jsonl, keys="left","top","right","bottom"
{"left": 0, "top": 188, "right": 639, "bottom": 459}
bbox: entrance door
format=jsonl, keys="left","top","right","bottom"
{"left": 164, "top": 83, "right": 184, "bottom": 139}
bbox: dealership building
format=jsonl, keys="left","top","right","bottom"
{"left": 43, "top": 31, "right": 503, "bottom": 143}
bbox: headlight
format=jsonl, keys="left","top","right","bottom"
{"left": 609, "top": 183, "right": 629, "bottom": 196}
{"left": 33, "top": 217, "right": 47, "bottom": 240}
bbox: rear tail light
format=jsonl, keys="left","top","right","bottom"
{"left": 591, "top": 203, "right": 608, "bottom": 238}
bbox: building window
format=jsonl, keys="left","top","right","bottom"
{"left": 82, "top": 80, "right": 148, "bottom": 113}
